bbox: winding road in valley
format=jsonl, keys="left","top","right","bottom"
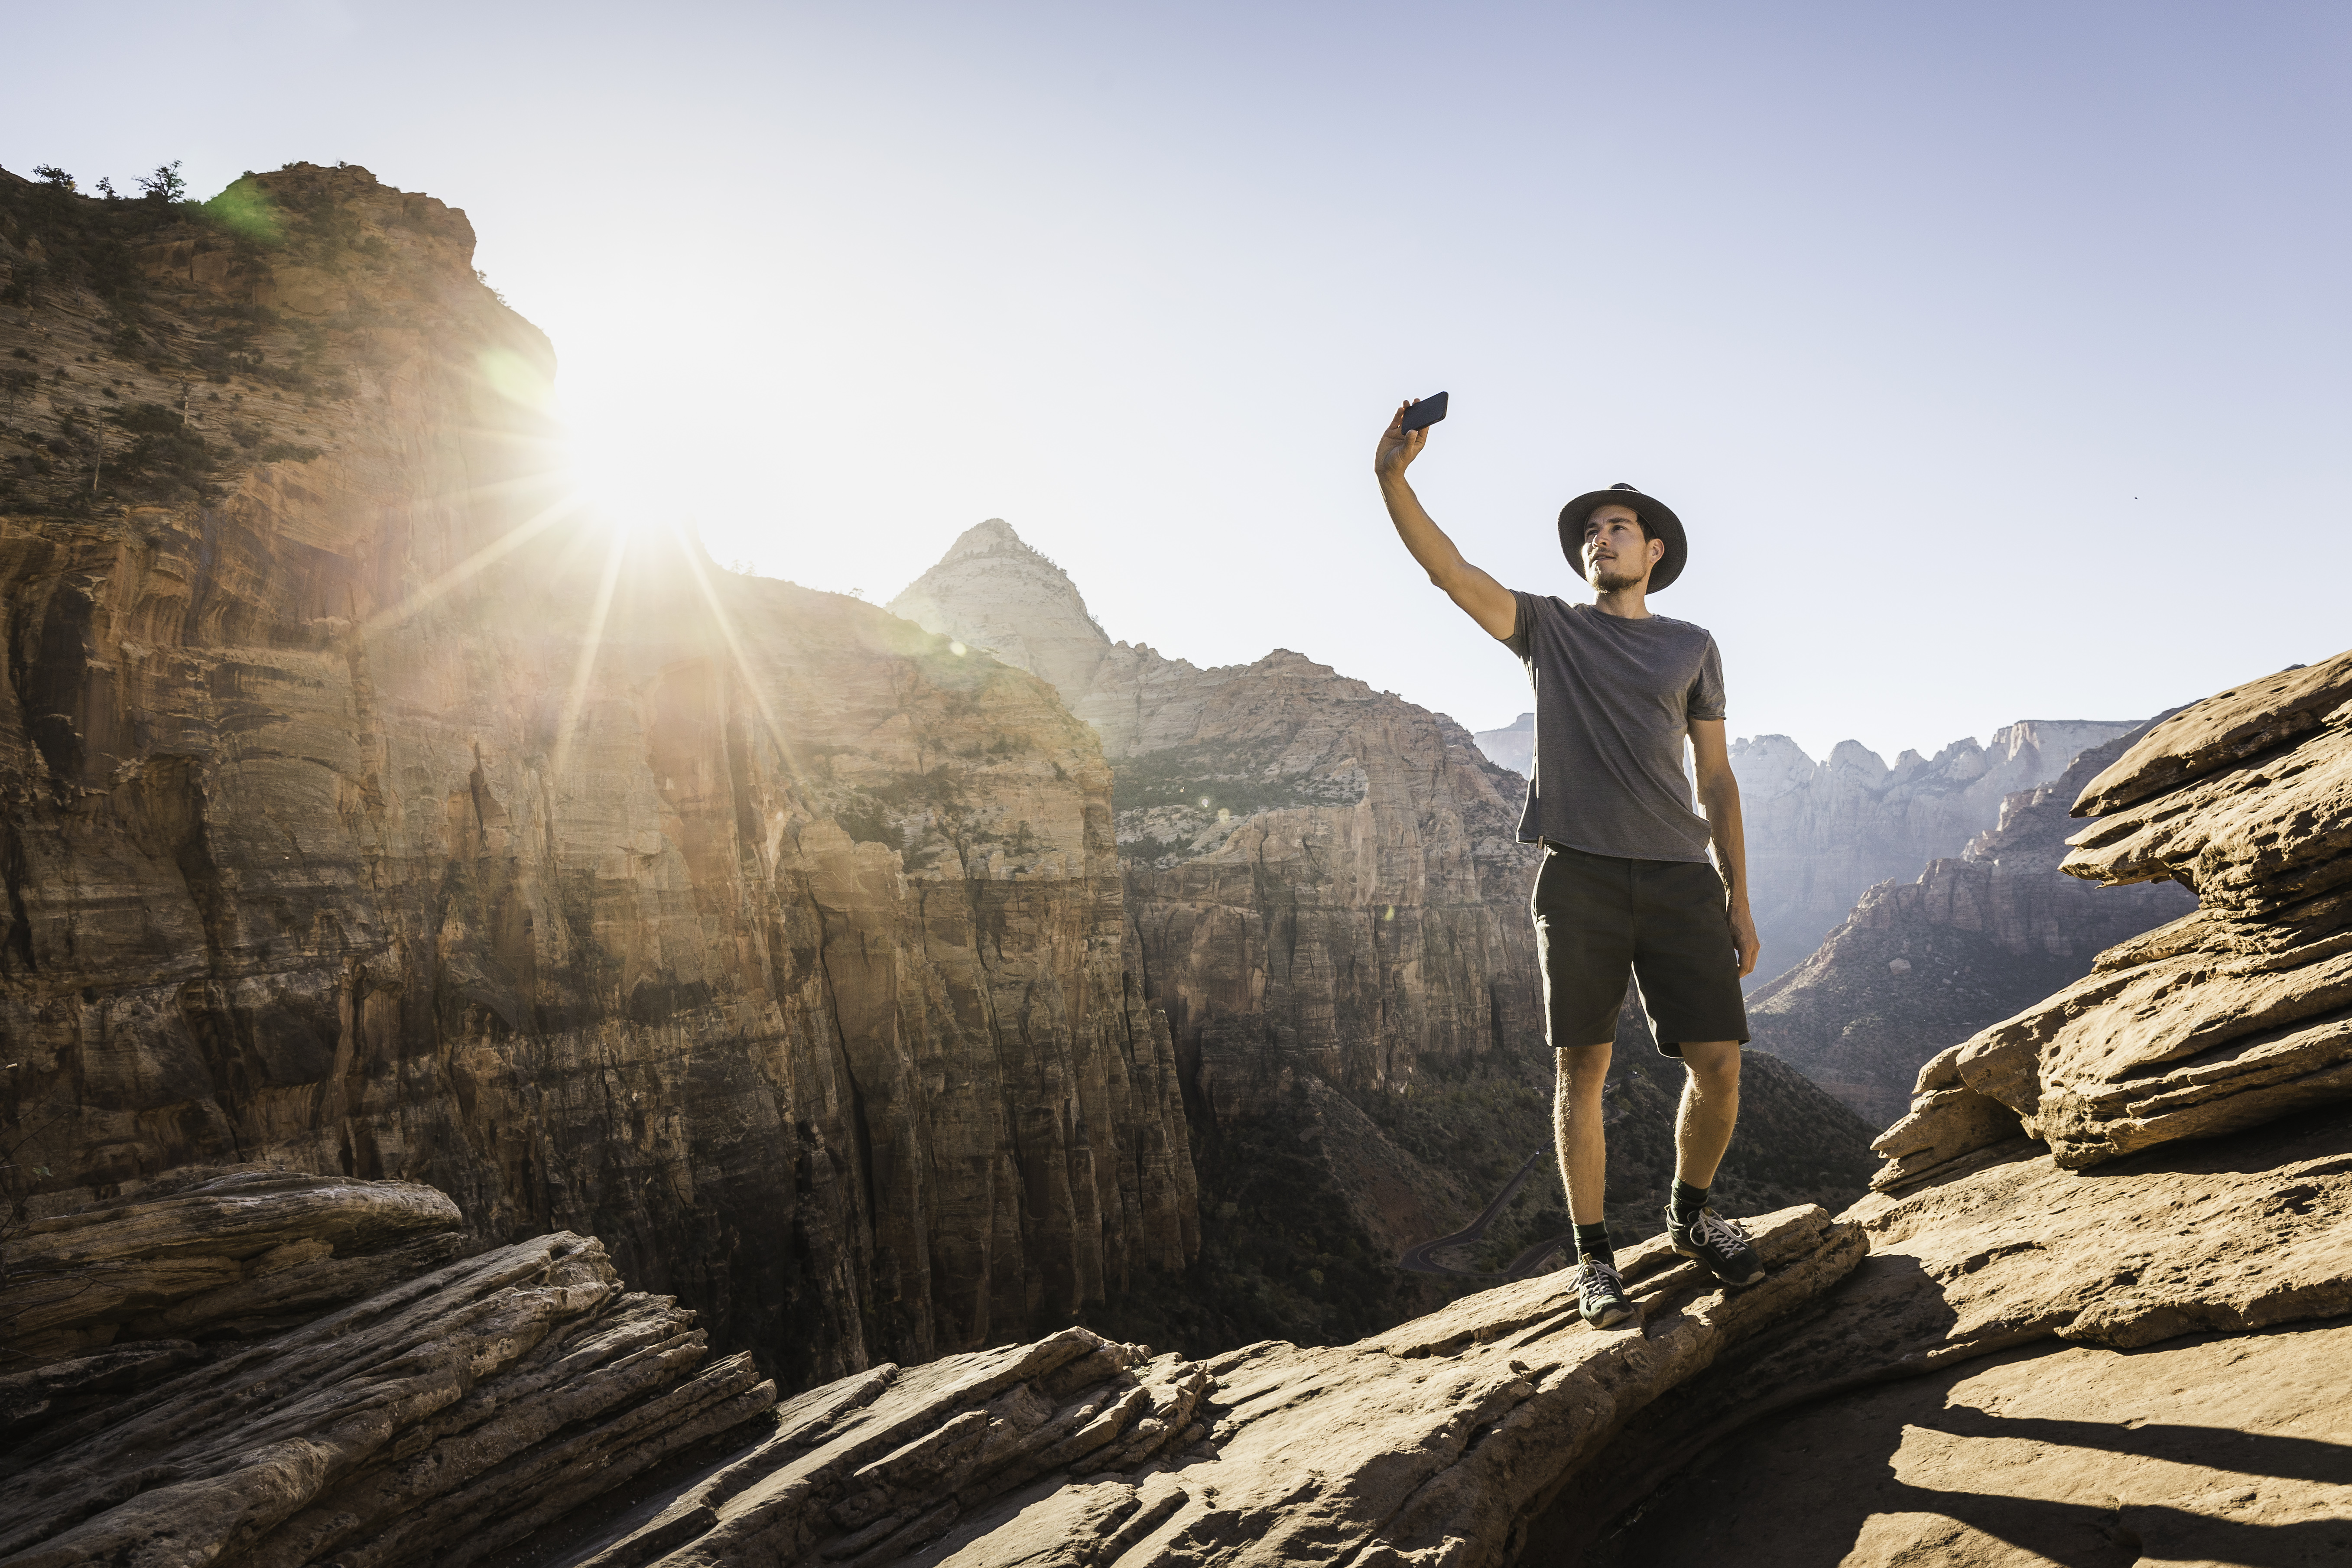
{"left": 1397, "top": 1149, "right": 1572, "bottom": 1282}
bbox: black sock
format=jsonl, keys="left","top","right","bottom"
{"left": 1573, "top": 1221, "right": 1614, "bottom": 1268}
{"left": 1672, "top": 1180, "right": 1710, "bottom": 1221}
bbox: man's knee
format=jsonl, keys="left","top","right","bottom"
{"left": 1680, "top": 1040, "right": 1741, "bottom": 1092}
{"left": 1557, "top": 1041, "right": 1612, "bottom": 1097}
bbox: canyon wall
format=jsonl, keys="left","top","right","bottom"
{"left": 1746, "top": 725, "right": 2199, "bottom": 1127}
{"left": 0, "top": 165, "right": 1196, "bottom": 1389}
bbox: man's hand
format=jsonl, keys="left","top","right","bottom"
{"left": 1374, "top": 401, "right": 1429, "bottom": 484}
{"left": 1729, "top": 901, "right": 1761, "bottom": 979}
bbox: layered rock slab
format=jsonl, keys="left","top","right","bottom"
{"left": 1590, "top": 1320, "right": 2352, "bottom": 1568}
{"left": 1871, "top": 646, "right": 2352, "bottom": 1183}
{"left": 523, "top": 1206, "right": 1863, "bottom": 1568}
{"left": 0, "top": 1172, "right": 776, "bottom": 1568}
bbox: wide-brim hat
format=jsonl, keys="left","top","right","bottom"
{"left": 1558, "top": 483, "right": 1687, "bottom": 592}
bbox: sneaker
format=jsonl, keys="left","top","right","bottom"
{"left": 1667, "top": 1205, "right": 1767, "bottom": 1287}
{"left": 1574, "top": 1257, "right": 1637, "bottom": 1329}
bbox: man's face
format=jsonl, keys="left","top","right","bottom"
{"left": 1582, "top": 504, "right": 1662, "bottom": 592}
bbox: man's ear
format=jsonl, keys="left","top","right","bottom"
{"left": 1648, "top": 536, "right": 1666, "bottom": 567}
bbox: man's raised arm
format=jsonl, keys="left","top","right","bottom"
{"left": 1374, "top": 402, "right": 1517, "bottom": 641}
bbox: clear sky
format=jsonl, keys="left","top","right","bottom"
{"left": 10, "top": 3, "right": 2349, "bottom": 762}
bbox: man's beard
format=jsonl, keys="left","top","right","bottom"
{"left": 1589, "top": 563, "right": 1648, "bottom": 593}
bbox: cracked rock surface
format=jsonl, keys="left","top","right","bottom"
{"left": 0, "top": 1171, "right": 776, "bottom": 1568}
{"left": 515, "top": 1207, "right": 1864, "bottom": 1568}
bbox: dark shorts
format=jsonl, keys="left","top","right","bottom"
{"left": 1531, "top": 842, "right": 1751, "bottom": 1057}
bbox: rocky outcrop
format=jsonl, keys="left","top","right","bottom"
{"left": 510, "top": 1204, "right": 1864, "bottom": 1568}
{"left": 1746, "top": 725, "right": 2197, "bottom": 1128}
{"left": 1592, "top": 1315, "right": 2352, "bottom": 1567}
{"left": 1732, "top": 721, "right": 2143, "bottom": 984}
{"left": 1874, "top": 649, "right": 2352, "bottom": 1183}
{"left": 1556, "top": 1096, "right": 2352, "bottom": 1563}
{"left": 0, "top": 1172, "right": 775, "bottom": 1568}
{"left": 0, "top": 165, "right": 1196, "bottom": 1387}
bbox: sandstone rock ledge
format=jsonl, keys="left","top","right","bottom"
{"left": 1871, "top": 647, "right": 2352, "bottom": 1185}
{"left": 0, "top": 1172, "right": 776, "bottom": 1568}
{"left": 522, "top": 1208, "right": 1863, "bottom": 1568}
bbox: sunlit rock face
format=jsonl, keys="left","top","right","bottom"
{"left": 0, "top": 165, "right": 1196, "bottom": 1389}
{"left": 1732, "top": 719, "right": 2144, "bottom": 985}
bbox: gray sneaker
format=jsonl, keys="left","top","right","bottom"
{"left": 1667, "top": 1205, "right": 1766, "bottom": 1286}
{"left": 1575, "top": 1257, "right": 1637, "bottom": 1329}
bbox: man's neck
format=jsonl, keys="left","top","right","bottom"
{"left": 1590, "top": 581, "right": 1653, "bottom": 619}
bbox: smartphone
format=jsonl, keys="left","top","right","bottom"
{"left": 1399, "top": 391, "right": 1449, "bottom": 432}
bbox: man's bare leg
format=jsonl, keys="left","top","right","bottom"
{"left": 1556, "top": 1040, "right": 1636, "bottom": 1324}
{"left": 1667, "top": 1040, "right": 1765, "bottom": 1285}
{"left": 1672, "top": 1040, "right": 1741, "bottom": 1187}
{"left": 1555, "top": 1042, "right": 1613, "bottom": 1224}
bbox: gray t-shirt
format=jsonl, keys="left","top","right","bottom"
{"left": 1502, "top": 591, "right": 1727, "bottom": 863}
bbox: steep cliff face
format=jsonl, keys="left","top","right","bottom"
{"left": 0, "top": 165, "right": 1196, "bottom": 1389}
{"left": 1733, "top": 720, "right": 2142, "bottom": 984}
{"left": 1747, "top": 725, "right": 2198, "bottom": 1127}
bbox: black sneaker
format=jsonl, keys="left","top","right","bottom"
{"left": 1667, "top": 1205, "right": 1766, "bottom": 1286}
{"left": 1574, "top": 1257, "right": 1637, "bottom": 1329}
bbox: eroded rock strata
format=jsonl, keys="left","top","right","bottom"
{"left": 1874, "top": 647, "right": 2352, "bottom": 1183}
{"left": 0, "top": 1172, "right": 776, "bottom": 1568}
{"left": 1747, "top": 724, "right": 2197, "bottom": 1128}
{"left": 502, "top": 1205, "right": 1863, "bottom": 1568}
{"left": 0, "top": 165, "right": 1196, "bottom": 1386}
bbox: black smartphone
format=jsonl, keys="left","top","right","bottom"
{"left": 1399, "top": 391, "right": 1449, "bottom": 432}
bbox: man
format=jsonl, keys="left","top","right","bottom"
{"left": 1374, "top": 399, "right": 1765, "bottom": 1330}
